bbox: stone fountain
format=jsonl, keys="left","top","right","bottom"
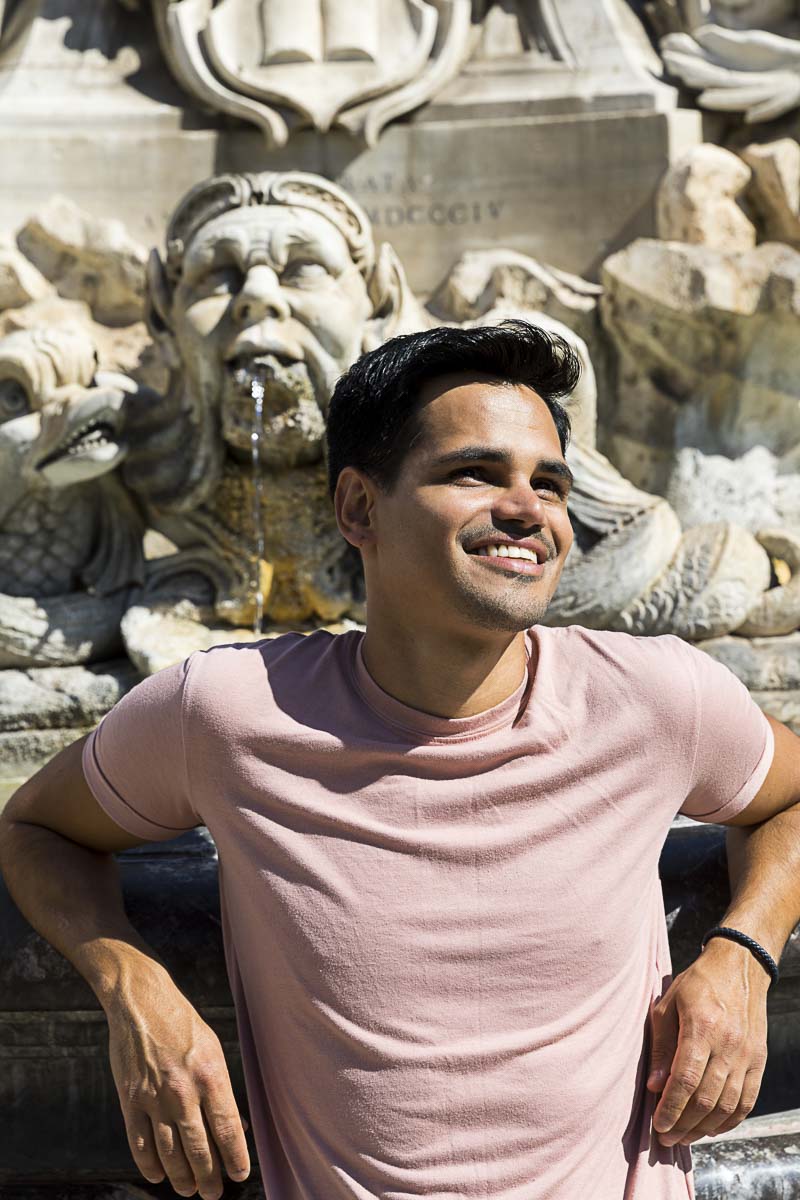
{"left": 0, "top": 3, "right": 799, "bottom": 1196}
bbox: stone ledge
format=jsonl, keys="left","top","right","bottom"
{"left": 695, "top": 633, "right": 800, "bottom": 691}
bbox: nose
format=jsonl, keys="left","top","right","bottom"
{"left": 231, "top": 264, "right": 290, "bottom": 324}
{"left": 492, "top": 476, "right": 547, "bottom": 528}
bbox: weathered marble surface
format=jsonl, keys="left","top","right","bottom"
{"left": 656, "top": 144, "right": 756, "bottom": 251}
{"left": 17, "top": 196, "right": 147, "bottom": 327}
{"left": 697, "top": 630, "right": 800, "bottom": 689}
{"left": 656, "top": 0, "right": 800, "bottom": 123}
{"left": 0, "top": 3, "right": 700, "bottom": 292}
{"left": 740, "top": 138, "right": 800, "bottom": 246}
{"left": 0, "top": 659, "right": 138, "bottom": 780}
{"left": 601, "top": 238, "right": 800, "bottom": 472}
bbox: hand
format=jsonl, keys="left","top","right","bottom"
{"left": 646, "top": 938, "right": 769, "bottom": 1148}
{"left": 105, "top": 962, "right": 250, "bottom": 1198}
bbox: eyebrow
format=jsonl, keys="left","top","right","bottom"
{"left": 432, "top": 446, "right": 574, "bottom": 489}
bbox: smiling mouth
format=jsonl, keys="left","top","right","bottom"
{"left": 466, "top": 545, "right": 545, "bottom": 576}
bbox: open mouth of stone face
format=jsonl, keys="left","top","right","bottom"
{"left": 222, "top": 353, "right": 325, "bottom": 468}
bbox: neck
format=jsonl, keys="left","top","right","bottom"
{"left": 361, "top": 614, "right": 530, "bottom": 719}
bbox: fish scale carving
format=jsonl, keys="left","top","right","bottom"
{"left": 0, "top": 489, "right": 96, "bottom": 597}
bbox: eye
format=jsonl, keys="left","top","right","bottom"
{"left": 194, "top": 265, "right": 244, "bottom": 297}
{"left": 449, "top": 465, "right": 490, "bottom": 483}
{"left": 281, "top": 259, "right": 330, "bottom": 285}
{"left": 534, "top": 477, "right": 567, "bottom": 499}
{"left": 0, "top": 380, "right": 29, "bottom": 421}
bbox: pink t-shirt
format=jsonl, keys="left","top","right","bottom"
{"left": 83, "top": 625, "right": 774, "bottom": 1200}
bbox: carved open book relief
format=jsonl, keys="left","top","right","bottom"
{"left": 261, "top": 0, "right": 380, "bottom": 64}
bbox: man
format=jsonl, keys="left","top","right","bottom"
{"left": 2, "top": 320, "right": 799, "bottom": 1199}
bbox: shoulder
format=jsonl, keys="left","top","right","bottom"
{"left": 534, "top": 624, "right": 701, "bottom": 713}
{"left": 536, "top": 624, "right": 695, "bottom": 675}
{"left": 183, "top": 628, "right": 359, "bottom": 714}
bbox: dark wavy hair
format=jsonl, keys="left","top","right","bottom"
{"left": 326, "top": 319, "right": 581, "bottom": 498}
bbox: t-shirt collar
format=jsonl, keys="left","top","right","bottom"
{"left": 351, "top": 632, "right": 535, "bottom": 741}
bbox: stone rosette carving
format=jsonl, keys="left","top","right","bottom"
{"left": 150, "top": 0, "right": 473, "bottom": 147}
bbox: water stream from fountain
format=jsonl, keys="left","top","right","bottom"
{"left": 250, "top": 371, "right": 266, "bottom": 634}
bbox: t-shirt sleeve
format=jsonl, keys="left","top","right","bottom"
{"left": 81, "top": 657, "right": 201, "bottom": 841}
{"left": 680, "top": 645, "right": 775, "bottom": 823}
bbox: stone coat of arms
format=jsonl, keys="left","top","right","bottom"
{"left": 152, "top": 0, "right": 473, "bottom": 146}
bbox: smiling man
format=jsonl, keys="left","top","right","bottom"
{"left": 2, "top": 321, "right": 800, "bottom": 1200}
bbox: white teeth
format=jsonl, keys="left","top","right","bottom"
{"left": 473, "top": 544, "right": 539, "bottom": 563}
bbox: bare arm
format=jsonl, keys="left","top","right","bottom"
{"left": 0, "top": 735, "right": 250, "bottom": 1198}
{"left": 648, "top": 714, "right": 800, "bottom": 1148}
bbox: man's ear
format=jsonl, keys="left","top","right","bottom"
{"left": 362, "top": 243, "right": 420, "bottom": 352}
{"left": 334, "top": 467, "right": 379, "bottom": 550}
{"left": 145, "top": 249, "right": 181, "bottom": 371}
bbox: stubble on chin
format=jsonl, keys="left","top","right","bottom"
{"left": 451, "top": 572, "right": 556, "bottom": 633}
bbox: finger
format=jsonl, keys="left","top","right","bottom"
{"left": 176, "top": 1115, "right": 224, "bottom": 1200}
{"left": 653, "top": 1032, "right": 712, "bottom": 1138}
{"left": 657, "top": 1058, "right": 729, "bottom": 1145}
{"left": 153, "top": 1118, "right": 198, "bottom": 1196}
{"left": 124, "top": 1109, "right": 165, "bottom": 1185}
{"left": 712, "top": 1065, "right": 764, "bottom": 1136}
{"left": 647, "top": 999, "right": 679, "bottom": 1095}
{"left": 203, "top": 1086, "right": 251, "bottom": 1182}
{"left": 676, "top": 1069, "right": 745, "bottom": 1144}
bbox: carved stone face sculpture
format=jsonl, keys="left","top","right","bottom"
{"left": 143, "top": 172, "right": 418, "bottom": 508}
{"left": 172, "top": 204, "right": 373, "bottom": 468}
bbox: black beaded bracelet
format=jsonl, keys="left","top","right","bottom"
{"left": 701, "top": 926, "right": 780, "bottom": 986}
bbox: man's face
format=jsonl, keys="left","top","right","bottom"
{"left": 363, "top": 376, "right": 575, "bottom": 635}
{"left": 171, "top": 205, "right": 373, "bottom": 466}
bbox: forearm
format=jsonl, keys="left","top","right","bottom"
{"left": 723, "top": 803, "right": 800, "bottom": 964}
{"left": 0, "top": 819, "right": 173, "bottom": 1013}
